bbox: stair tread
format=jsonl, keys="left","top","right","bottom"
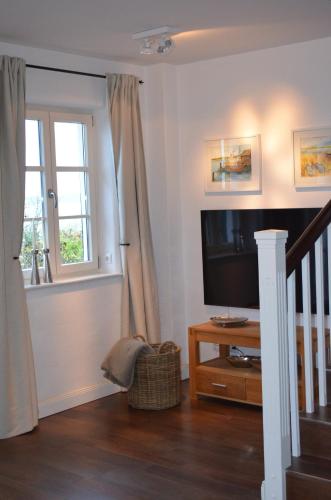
{"left": 300, "top": 416, "right": 331, "bottom": 460}
{"left": 288, "top": 455, "right": 331, "bottom": 481}
{"left": 300, "top": 404, "right": 331, "bottom": 425}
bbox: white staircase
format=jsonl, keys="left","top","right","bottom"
{"left": 255, "top": 200, "right": 331, "bottom": 500}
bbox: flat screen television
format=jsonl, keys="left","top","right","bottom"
{"left": 201, "top": 208, "right": 327, "bottom": 313}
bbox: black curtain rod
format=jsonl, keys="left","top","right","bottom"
{"left": 26, "top": 64, "right": 144, "bottom": 84}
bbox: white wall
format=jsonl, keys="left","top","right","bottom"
{"left": 143, "top": 64, "right": 187, "bottom": 353}
{"left": 0, "top": 41, "right": 146, "bottom": 416}
{"left": 27, "top": 277, "right": 122, "bottom": 417}
{"left": 175, "top": 37, "right": 331, "bottom": 360}
{"left": 143, "top": 38, "right": 331, "bottom": 366}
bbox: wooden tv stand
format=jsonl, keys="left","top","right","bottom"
{"left": 188, "top": 321, "right": 325, "bottom": 408}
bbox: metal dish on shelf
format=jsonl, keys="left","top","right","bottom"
{"left": 226, "top": 355, "right": 261, "bottom": 370}
{"left": 210, "top": 315, "right": 248, "bottom": 328}
{"left": 226, "top": 355, "right": 252, "bottom": 368}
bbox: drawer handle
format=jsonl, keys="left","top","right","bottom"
{"left": 212, "top": 383, "right": 227, "bottom": 388}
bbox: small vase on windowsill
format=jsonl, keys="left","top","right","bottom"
{"left": 43, "top": 248, "right": 53, "bottom": 283}
{"left": 31, "top": 249, "right": 40, "bottom": 285}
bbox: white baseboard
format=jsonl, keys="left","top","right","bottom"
{"left": 39, "top": 365, "right": 189, "bottom": 419}
{"left": 38, "top": 381, "right": 120, "bottom": 418}
{"left": 181, "top": 363, "right": 189, "bottom": 380}
{"left": 260, "top": 481, "right": 265, "bottom": 500}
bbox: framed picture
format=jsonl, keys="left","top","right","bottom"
{"left": 293, "top": 127, "right": 331, "bottom": 189}
{"left": 205, "top": 135, "right": 261, "bottom": 193}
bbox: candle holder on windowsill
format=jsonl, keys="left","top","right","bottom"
{"left": 31, "top": 249, "right": 40, "bottom": 285}
{"left": 43, "top": 248, "right": 53, "bottom": 283}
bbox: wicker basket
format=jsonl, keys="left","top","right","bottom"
{"left": 128, "top": 338, "right": 181, "bottom": 410}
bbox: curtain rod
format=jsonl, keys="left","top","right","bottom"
{"left": 26, "top": 64, "right": 144, "bottom": 84}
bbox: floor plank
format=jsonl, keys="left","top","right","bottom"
{"left": 0, "top": 382, "right": 264, "bottom": 500}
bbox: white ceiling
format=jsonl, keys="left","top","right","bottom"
{"left": 1, "top": 0, "right": 331, "bottom": 65}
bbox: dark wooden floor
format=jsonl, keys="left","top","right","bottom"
{"left": 0, "top": 382, "right": 264, "bottom": 500}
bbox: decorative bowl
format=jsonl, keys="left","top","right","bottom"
{"left": 210, "top": 316, "right": 248, "bottom": 328}
{"left": 226, "top": 355, "right": 261, "bottom": 370}
{"left": 226, "top": 355, "right": 252, "bottom": 368}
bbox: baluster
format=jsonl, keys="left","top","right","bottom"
{"left": 328, "top": 224, "right": 331, "bottom": 358}
{"left": 315, "top": 235, "right": 327, "bottom": 406}
{"left": 301, "top": 253, "right": 314, "bottom": 413}
{"left": 287, "top": 271, "right": 300, "bottom": 457}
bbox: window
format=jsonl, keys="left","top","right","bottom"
{"left": 21, "top": 109, "right": 98, "bottom": 279}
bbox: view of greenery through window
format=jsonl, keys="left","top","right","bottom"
{"left": 21, "top": 222, "right": 44, "bottom": 270}
{"left": 59, "top": 228, "right": 84, "bottom": 264}
{"left": 21, "top": 222, "right": 84, "bottom": 269}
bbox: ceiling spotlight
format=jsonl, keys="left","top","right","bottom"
{"left": 157, "top": 36, "right": 175, "bottom": 55}
{"left": 132, "top": 26, "right": 178, "bottom": 56}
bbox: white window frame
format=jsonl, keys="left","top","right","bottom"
{"left": 24, "top": 108, "right": 98, "bottom": 279}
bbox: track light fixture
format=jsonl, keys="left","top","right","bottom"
{"left": 132, "top": 26, "right": 177, "bottom": 56}
{"left": 140, "top": 38, "right": 155, "bottom": 55}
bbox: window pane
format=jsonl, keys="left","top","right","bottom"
{"left": 24, "top": 171, "right": 44, "bottom": 218}
{"left": 20, "top": 220, "right": 45, "bottom": 270}
{"left": 54, "top": 122, "right": 85, "bottom": 167}
{"left": 57, "top": 172, "right": 88, "bottom": 217}
{"left": 26, "top": 120, "right": 42, "bottom": 166}
{"left": 59, "top": 218, "right": 90, "bottom": 264}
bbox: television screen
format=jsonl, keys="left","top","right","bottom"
{"left": 201, "top": 208, "right": 327, "bottom": 313}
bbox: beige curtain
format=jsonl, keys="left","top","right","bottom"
{"left": 0, "top": 56, "right": 38, "bottom": 438}
{"left": 107, "top": 74, "right": 160, "bottom": 343}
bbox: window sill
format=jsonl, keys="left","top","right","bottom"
{"left": 24, "top": 272, "right": 122, "bottom": 291}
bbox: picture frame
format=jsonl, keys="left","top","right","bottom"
{"left": 205, "top": 135, "right": 261, "bottom": 193}
{"left": 293, "top": 127, "right": 331, "bottom": 189}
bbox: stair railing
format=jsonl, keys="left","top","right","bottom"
{"left": 255, "top": 199, "right": 331, "bottom": 500}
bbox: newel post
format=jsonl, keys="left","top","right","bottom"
{"left": 254, "top": 230, "right": 291, "bottom": 500}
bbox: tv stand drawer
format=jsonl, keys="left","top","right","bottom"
{"left": 196, "top": 369, "right": 246, "bottom": 400}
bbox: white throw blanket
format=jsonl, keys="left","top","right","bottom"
{"left": 101, "top": 337, "right": 154, "bottom": 389}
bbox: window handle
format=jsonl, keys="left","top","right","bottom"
{"left": 48, "top": 188, "right": 58, "bottom": 209}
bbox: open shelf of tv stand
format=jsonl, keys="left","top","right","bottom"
{"left": 198, "top": 357, "right": 261, "bottom": 379}
{"left": 188, "top": 321, "right": 322, "bottom": 408}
